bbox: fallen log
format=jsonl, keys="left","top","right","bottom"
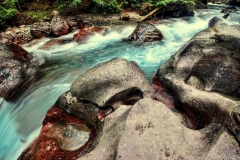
{"left": 139, "top": 7, "right": 161, "bottom": 22}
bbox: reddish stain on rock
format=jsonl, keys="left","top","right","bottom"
{"left": 8, "top": 43, "right": 32, "bottom": 64}
{"left": 152, "top": 76, "right": 197, "bottom": 129}
{"left": 18, "top": 104, "right": 96, "bottom": 160}
{"left": 73, "top": 27, "right": 104, "bottom": 43}
{"left": 152, "top": 76, "right": 176, "bottom": 110}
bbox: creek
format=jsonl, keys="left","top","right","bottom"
{"left": 0, "top": 4, "right": 239, "bottom": 159}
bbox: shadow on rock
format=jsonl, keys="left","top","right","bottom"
{"left": 18, "top": 58, "right": 153, "bottom": 159}
{"left": 153, "top": 21, "right": 240, "bottom": 146}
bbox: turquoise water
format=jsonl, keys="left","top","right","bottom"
{"left": 0, "top": 6, "right": 239, "bottom": 159}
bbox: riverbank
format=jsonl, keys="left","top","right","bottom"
{"left": 1, "top": 0, "right": 207, "bottom": 30}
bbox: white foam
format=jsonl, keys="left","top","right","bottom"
{"left": 21, "top": 38, "right": 51, "bottom": 53}
{"left": 73, "top": 27, "right": 134, "bottom": 53}
{"left": 49, "top": 41, "right": 78, "bottom": 55}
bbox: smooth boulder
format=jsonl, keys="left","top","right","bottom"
{"left": 153, "top": 21, "right": 240, "bottom": 144}
{"left": 117, "top": 98, "right": 239, "bottom": 159}
{"left": 70, "top": 58, "right": 153, "bottom": 108}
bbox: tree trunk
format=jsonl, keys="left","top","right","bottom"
{"left": 139, "top": 7, "right": 161, "bottom": 22}
{"left": 16, "top": 0, "right": 22, "bottom": 12}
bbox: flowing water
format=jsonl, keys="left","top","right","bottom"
{"left": 0, "top": 5, "right": 239, "bottom": 160}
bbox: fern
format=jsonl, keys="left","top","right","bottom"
{"left": 92, "top": 0, "right": 122, "bottom": 13}
{"left": 156, "top": 1, "right": 168, "bottom": 6}
{"left": 56, "top": 0, "right": 82, "bottom": 9}
{"left": 182, "top": 0, "right": 195, "bottom": 5}
{"left": 93, "top": 0, "right": 105, "bottom": 6}
{"left": 0, "top": 0, "right": 18, "bottom": 25}
{"left": 153, "top": 0, "right": 195, "bottom": 7}
{"left": 0, "top": 6, "right": 17, "bottom": 25}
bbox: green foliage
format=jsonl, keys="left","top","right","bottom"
{"left": 142, "top": 0, "right": 196, "bottom": 7}
{"left": 56, "top": 0, "right": 82, "bottom": 9}
{"left": 182, "top": 0, "right": 196, "bottom": 5}
{"left": 0, "top": 0, "right": 17, "bottom": 25}
{"left": 122, "top": 0, "right": 146, "bottom": 8}
{"left": 156, "top": 0, "right": 168, "bottom": 6}
{"left": 54, "top": 0, "right": 196, "bottom": 13}
{"left": 24, "top": 11, "right": 50, "bottom": 21}
{"left": 122, "top": 0, "right": 196, "bottom": 9}
{"left": 155, "top": 0, "right": 195, "bottom": 7}
{"left": 0, "top": 6, "right": 17, "bottom": 25}
{"left": 91, "top": 0, "right": 122, "bottom": 13}
{"left": 1, "top": 0, "right": 16, "bottom": 8}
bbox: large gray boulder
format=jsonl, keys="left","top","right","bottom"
{"left": 77, "top": 98, "right": 239, "bottom": 160}
{"left": 116, "top": 98, "right": 239, "bottom": 159}
{"left": 70, "top": 58, "right": 153, "bottom": 109}
{"left": 79, "top": 105, "right": 132, "bottom": 160}
{"left": 153, "top": 21, "right": 240, "bottom": 144}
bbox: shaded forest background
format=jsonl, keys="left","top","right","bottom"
{"left": 0, "top": 0, "right": 198, "bottom": 27}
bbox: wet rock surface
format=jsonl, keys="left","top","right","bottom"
{"left": 18, "top": 104, "right": 99, "bottom": 160}
{"left": 0, "top": 43, "right": 36, "bottom": 99}
{"left": 208, "top": 16, "right": 223, "bottom": 28}
{"left": 73, "top": 27, "right": 104, "bottom": 44}
{"left": 221, "top": 6, "right": 237, "bottom": 14}
{"left": 127, "top": 22, "right": 163, "bottom": 43}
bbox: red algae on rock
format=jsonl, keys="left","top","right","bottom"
{"left": 18, "top": 104, "right": 95, "bottom": 160}
{"left": 152, "top": 76, "right": 176, "bottom": 110}
{"left": 73, "top": 27, "right": 104, "bottom": 43}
